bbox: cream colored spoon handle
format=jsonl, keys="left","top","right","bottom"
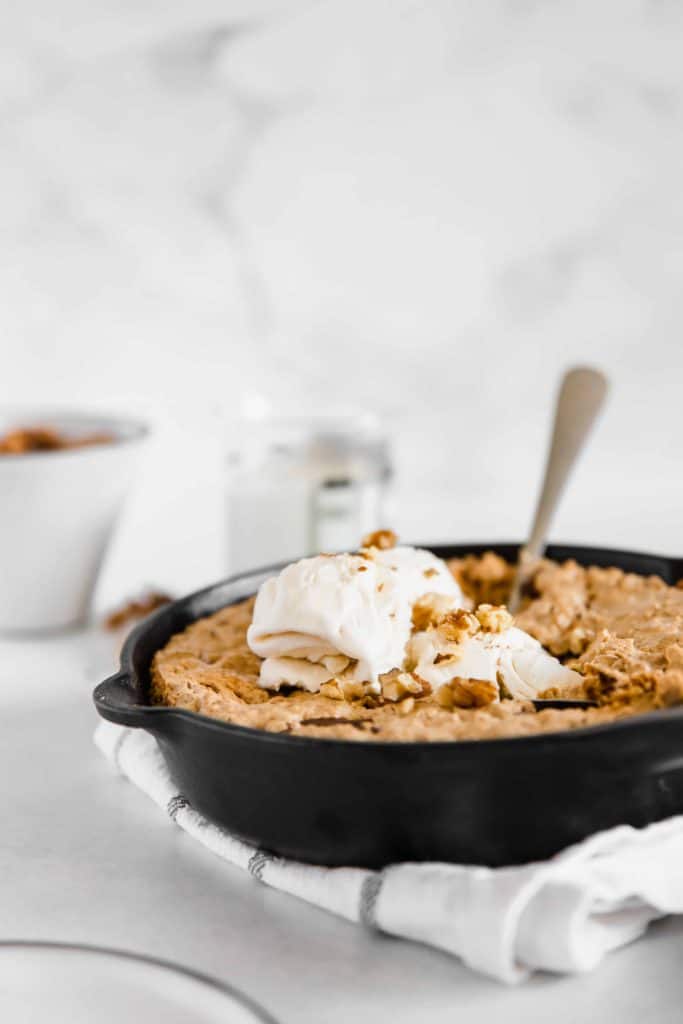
{"left": 508, "top": 366, "right": 609, "bottom": 613}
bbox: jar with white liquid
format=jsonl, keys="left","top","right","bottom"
{"left": 226, "top": 415, "right": 392, "bottom": 575}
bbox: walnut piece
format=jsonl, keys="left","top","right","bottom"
{"left": 436, "top": 677, "right": 498, "bottom": 709}
{"left": 319, "top": 681, "right": 344, "bottom": 701}
{"left": 340, "top": 679, "right": 375, "bottom": 702}
{"left": 474, "top": 604, "right": 513, "bottom": 633}
{"left": 449, "top": 551, "right": 514, "bottom": 606}
{"left": 436, "top": 609, "right": 480, "bottom": 645}
{"left": 411, "top": 592, "right": 458, "bottom": 632}
{"left": 379, "top": 669, "right": 425, "bottom": 702}
{"left": 105, "top": 591, "right": 173, "bottom": 630}
{"left": 0, "top": 425, "right": 115, "bottom": 455}
{"left": 397, "top": 696, "right": 416, "bottom": 715}
{"left": 361, "top": 528, "right": 397, "bottom": 550}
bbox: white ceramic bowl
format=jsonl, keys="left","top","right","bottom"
{"left": 0, "top": 411, "right": 148, "bottom": 632}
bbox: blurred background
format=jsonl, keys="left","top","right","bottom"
{"left": 2, "top": 0, "right": 682, "bottom": 608}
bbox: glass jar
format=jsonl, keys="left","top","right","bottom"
{"left": 225, "top": 413, "right": 392, "bottom": 574}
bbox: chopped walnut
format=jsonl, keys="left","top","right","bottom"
{"left": 436, "top": 609, "right": 480, "bottom": 645}
{"left": 397, "top": 696, "right": 416, "bottom": 715}
{"left": 0, "top": 427, "right": 63, "bottom": 453}
{"left": 105, "top": 591, "right": 173, "bottom": 630}
{"left": 361, "top": 528, "right": 397, "bottom": 550}
{"left": 319, "top": 681, "right": 345, "bottom": 701}
{"left": 411, "top": 592, "right": 457, "bottom": 632}
{"left": 341, "top": 679, "right": 371, "bottom": 702}
{"left": 436, "top": 677, "right": 498, "bottom": 709}
{"left": 474, "top": 604, "right": 513, "bottom": 634}
{"left": 449, "top": 551, "right": 514, "bottom": 606}
{"left": 435, "top": 684, "right": 454, "bottom": 709}
{"left": 0, "top": 425, "right": 115, "bottom": 455}
{"left": 379, "top": 669, "right": 424, "bottom": 702}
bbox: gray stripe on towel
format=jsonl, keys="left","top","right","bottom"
{"left": 247, "top": 850, "right": 272, "bottom": 882}
{"left": 359, "top": 872, "right": 383, "bottom": 928}
{"left": 167, "top": 794, "right": 189, "bottom": 821}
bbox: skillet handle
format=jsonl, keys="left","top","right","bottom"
{"left": 93, "top": 671, "right": 154, "bottom": 728}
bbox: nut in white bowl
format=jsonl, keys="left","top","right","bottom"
{"left": 0, "top": 410, "right": 148, "bottom": 632}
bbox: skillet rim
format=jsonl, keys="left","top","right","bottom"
{"left": 94, "top": 540, "right": 683, "bottom": 751}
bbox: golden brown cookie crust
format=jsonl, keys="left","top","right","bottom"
{"left": 150, "top": 556, "right": 683, "bottom": 742}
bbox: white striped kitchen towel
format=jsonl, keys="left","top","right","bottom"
{"left": 95, "top": 720, "right": 683, "bottom": 984}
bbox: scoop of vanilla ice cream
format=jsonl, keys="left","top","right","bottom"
{"left": 247, "top": 547, "right": 464, "bottom": 693}
{"left": 367, "top": 545, "right": 464, "bottom": 605}
{"left": 247, "top": 553, "right": 410, "bottom": 692}
{"left": 410, "top": 625, "right": 581, "bottom": 700}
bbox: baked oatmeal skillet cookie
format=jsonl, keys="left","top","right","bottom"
{"left": 95, "top": 537, "right": 683, "bottom": 866}
{"left": 150, "top": 532, "right": 683, "bottom": 742}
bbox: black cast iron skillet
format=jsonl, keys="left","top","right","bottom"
{"left": 94, "top": 543, "right": 683, "bottom": 868}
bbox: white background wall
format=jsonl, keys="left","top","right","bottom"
{"left": 2, "top": 0, "right": 682, "bottom": 604}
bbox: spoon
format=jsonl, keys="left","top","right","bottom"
{"left": 508, "top": 365, "right": 609, "bottom": 613}
{"left": 509, "top": 365, "right": 609, "bottom": 710}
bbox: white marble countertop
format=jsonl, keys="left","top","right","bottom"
{"left": 2, "top": 627, "right": 683, "bottom": 1022}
